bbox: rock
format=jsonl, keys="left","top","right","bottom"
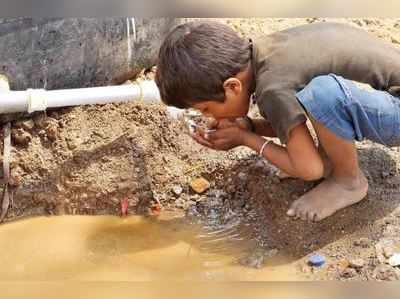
{"left": 33, "top": 113, "right": 48, "bottom": 129}
{"left": 15, "top": 119, "right": 35, "bottom": 130}
{"left": 265, "top": 249, "right": 279, "bottom": 258}
{"left": 375, "top": 244, "right": 386, "bottom": 264}
{"left": 349, "top": 258, "right": 365, "bottom": 269}
{"left": 337, "top": 259, "right": 350, "bottom": 270}
{"left": 387, "top": 176, "right": 400, "bottom": 186}
{"left": 11, "top": 129, "right": 32, "bottom": 146}
{"left": 237, "top": 172, "right": 248, "bottom": 181}
{"left": 383, "top": 246, "right": 395, "bottom": 259}
{"left": 300, "top": 265, "right": 312, "bottom": 274}
{"left": 388, "top": 253, "right": 400, "bottom": 267}
{"left": 174, "top": 198, "right": 185, "bottom": 209}
{"left": 45, "top": 123, "right": 58, "bottom": 141}
{"left": 340, "top": 268, "right": 357, "bottom": 278}
{"left": 354, "top": 237, "right": 371, "bottom": 248}
{"left": 373, "top": 264, "right": 400, "bottom": 281}
{"left": 391, "top": 37, "right": 400, "bottom": 44}
{"left": 66, "top": 138, "right": 78, "bottom": 150}
{"left": 381, "top": 171, "right": 390, "bottom": 178}
{"left": 190, "top": 177, "right": 210, "bottom": 194}
{"left": 226, "top": 184, "right": 235, "bottom": 193}
{"left": 239, "top": 249, "right": 267, "bottom": 269}
{"left": 254, "top": 160, "right": 265, "bottom": 168}
{"left": 172, "top": 185, "right": 183, "bottom": 196}
{"left": 308, "top": 254, "right": 326, "bottom": 267}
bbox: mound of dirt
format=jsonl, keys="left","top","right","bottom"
{"left": 0, "top": 99, "right": 241, "bottom": 219}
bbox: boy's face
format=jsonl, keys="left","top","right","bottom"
{"left": 191, "top": 77, "right": 251, "bottom": 120}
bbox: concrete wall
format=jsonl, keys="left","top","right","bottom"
{"left": 0, "top": 18, "right": 177, "bottom": 90}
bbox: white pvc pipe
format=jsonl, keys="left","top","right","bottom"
{"left": 0, "top": 80, "right": 185, "bottom": 119}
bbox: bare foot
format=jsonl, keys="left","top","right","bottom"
{"left": 286, "top": 172, "right": 368, "bottom": 221}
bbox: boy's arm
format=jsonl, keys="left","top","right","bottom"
{"left": 250, "top": 118, "right": 277, "bottom": 138}
{"left": 242, "top": 123, "right": 324, "bottom": 180}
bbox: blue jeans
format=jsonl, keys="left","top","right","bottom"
{"left": 296, "top": 74, "right": 400, "bottom": 147}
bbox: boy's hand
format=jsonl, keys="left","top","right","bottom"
{"left": 189, "top": 118, "right": 249, "bottom": 150}
{"left": 202, "top": 126, "right": 247, "bottom": 151}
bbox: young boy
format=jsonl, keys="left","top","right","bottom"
{"left": 155, "top": 21, "right": 400, "bottom": 221}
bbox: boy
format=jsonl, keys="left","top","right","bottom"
{"left": 155, "top": 21, "right": 400, "bottom": 221}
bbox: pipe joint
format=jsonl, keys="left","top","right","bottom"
{"left": 27, "top": 89, "right": 47, "bottom": 113}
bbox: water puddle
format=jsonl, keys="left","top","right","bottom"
{"left": 0, "top": 212, "right": 303, "bottom": 281}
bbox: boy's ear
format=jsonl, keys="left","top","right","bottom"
{"left": 223, "top": 77, "right": 242, "bottom": 95}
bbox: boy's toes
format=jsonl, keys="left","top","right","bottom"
{"left": 300, "top": 208, "right": 310, "bottom": 221}
{"left": 286, "top": 208, "right": 296, "bottom": 217}
{"left": 287, "top": 200, "right": 300, "bottom": 217}
{"left": 307, "top": 211, "right": 317, "bottom": 222}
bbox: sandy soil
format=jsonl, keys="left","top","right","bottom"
{"left": 1, "top": 18, "right": 400, "bottom": 281}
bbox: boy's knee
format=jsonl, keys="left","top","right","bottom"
{"left": 297, "top": 160, "right": 324, "bottom": 181}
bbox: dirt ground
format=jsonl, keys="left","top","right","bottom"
{"left": 1, "top": 18, "right": 400, "bottom": 281}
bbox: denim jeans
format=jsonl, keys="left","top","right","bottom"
{"left": 296, "top": 74, "right": 400, "bottom": 147}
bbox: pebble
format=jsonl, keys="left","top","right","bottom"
{"left": 45, "top": 124, "right": 58, "bottom": 141}
{"left": 383, "top": 246, "right": 395, "bottom": 259}
{"left": 66, "top": 138, "right": 78, "bottom": 150}
{"left": 375, "top": 244, "right": 387, "bottom": 264}
{"left": 337, "top": 259, "right": 350, "bottom": 270}
{"left": 237, "top": 172, "right": 248, "bottom": 181}
{"left": 354, "top": 237, "right": 371, "bottom": 248}
{"left": 15, "top": 119, "right": 35, "bottom": 130}
{"left": 172, "top": 185, "right": 183, "bottom": 196}
{"left": 373, "top": 264, "right": 400, "bottom": 281}
{"left": 340, "top": 268, "right": 357, "bottom": 278}
{"left": 349, "top": 258, "right": 365, "bottom": 269}
{"left": 308, "top": 254, "right": 326, "bottom": 267}
{"left": 174, "top": 198, "right": 185, "bottom": 209}
{"left": 190, "top": 177, "right": 211, "bottom": 194}
{"left": 388, "top": 253, "right": 400, "bottom": 267}
{"left": 11, "top": 129, "right": 32, "bottom": 146}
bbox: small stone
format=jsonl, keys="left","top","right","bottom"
{"left": 15, "top": 119, "right": 35, "bottom": 130}
{"left": 381, "top": 171, "right": 390, "bottom": 178}
{"left": 237, "top": 172, "right": 248, "bottom": 181}
{"left": 45, "top": 123, "right": 58, "bottom": 141}
{"left": 354, "top": 237, "right": 371, "bottom": 248}
{"left": 387, "top": 176, "right": 400, "bottom": 186}
{"left": 33, "top": 113, "right": 48, "bottom": 128}
{"left": 375, "top": 244, "right": 387, "bottom": 264}
{"left": 340, "top": 268, "right": 357, "bottom": 278}
{"left": 349, "top": 258, "right": 365, "bottom": 269}
{"left": 388, "top": 253, "right": 400, "bottom": 267}
{"left": 265, "top": 249, "right": 279, "bottom": 258}
{"left": 373, "top": 264, "right": 400, "bottom": 281}
{"left": 383, "top": 246, "right": 395, "bottom": 259}
{"left": 11, "top": 129, "right": 32, "bottom": 146}
{"left": 300, "top": 265, "right": 312, "bottom": 274}
{"left": 175, "top": 198, "right": 185, "bottom": 209}
{"left": 172, "top": 185, "right": 183, "bottom": 196}
{"left": 190, "top": 177, "right": 211, "bottom": 194}
{"left": 337, "top": 259, "right": 350, "bottom": 270}
{"left": 391, "top": 37, "right": 400, "bottom": 44}
{"left": 308, "top": 254, "right": 326, "bottom": 267}
{"left": 66, "top": 138, "right": 77, "bottom": 150}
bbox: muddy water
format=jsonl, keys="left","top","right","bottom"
{"left": 0, "top": 212, "right": 303, "bottom": 281}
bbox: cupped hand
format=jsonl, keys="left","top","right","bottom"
{"left": 203, "top": 126, "right": 247, "bottom": 151}
{"left": 189, "top": 117, "right": 251, "bottom": 150}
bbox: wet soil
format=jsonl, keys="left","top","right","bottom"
{"left": 1, "top": 18, "right": 400, "bottom": 281}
